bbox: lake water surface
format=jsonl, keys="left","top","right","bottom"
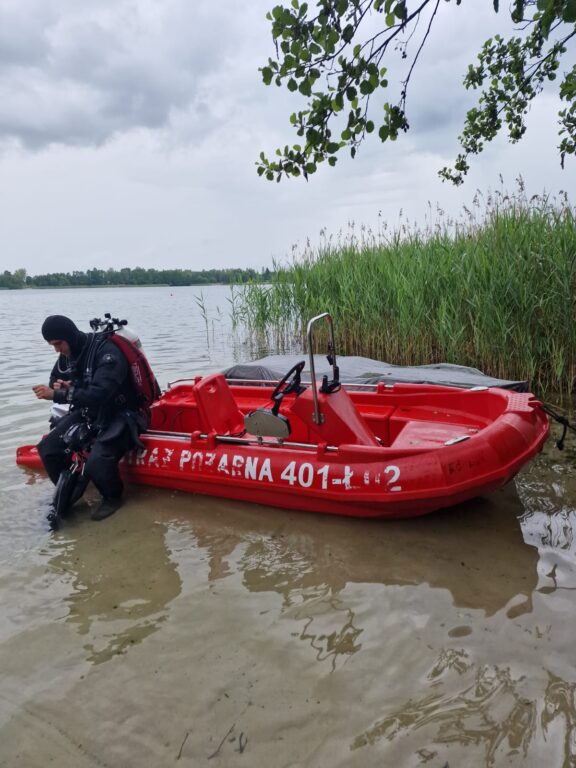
{"left": 0, "top": 286, "right": 575, "bottom": 767}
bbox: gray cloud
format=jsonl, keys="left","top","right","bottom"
{"left": 0, "top": 0, "right": 243, "bottom": 148}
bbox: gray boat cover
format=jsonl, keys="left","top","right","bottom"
{"left": 223, "top": 355, "right": 527, "bottom": 391}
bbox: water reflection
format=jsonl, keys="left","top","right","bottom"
{"left": 186, "top": 482, "right": 538, "bottom": 614}
{"left": 542, "top": 674, "right": 576, "bottom": 766}
{"left": 517, "top": 451, "right": 576, "bottom": 599}
{"left": 349, "top": 656, "right": 576, "bottom": 767}
{"left": 46, "top": 504, "right": 182, "bottom": 664}
{"left": 163, "top": 482, "right": 539, "bottom": 676}
{"left": 351, "top": 660, "right": 537, "bottom": 764}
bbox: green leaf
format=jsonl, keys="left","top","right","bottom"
{"left": 394, "top": 1, "right": 406, "bottom": 20}
{"left": 342, "top": 24, "right": 354, "bottom": 43}
{"left": 288, "top": 78, "right": 298, "bottom": 92}
{"left": 563, "top": 0, "right": 576, "bottom": 22}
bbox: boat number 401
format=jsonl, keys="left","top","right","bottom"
{"left": 279, "top": 460, "right": 401, "bottom": 492}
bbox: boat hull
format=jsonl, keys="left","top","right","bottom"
{"left": 17, "top": 385, "right": 549, "bottom": 519}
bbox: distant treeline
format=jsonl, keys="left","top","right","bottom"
{"left": 0, "top": 267, "right": 273, "bottom": 289}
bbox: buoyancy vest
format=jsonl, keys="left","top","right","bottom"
{"left": 106, "top": 333, "right": 161, "bottom": 412}
{"left": 83, "top": 331, "right": 161, "bottom": 414}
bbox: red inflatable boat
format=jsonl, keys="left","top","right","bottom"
{"left": 17, "top": 314, "right": 549, "bottom": 519}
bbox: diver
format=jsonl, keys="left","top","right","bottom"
{"left": 32, "top": 315, "right": 148, "bottom": 521}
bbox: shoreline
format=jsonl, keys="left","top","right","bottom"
{"left": 1, "top": 283, "right": 242, "bottom": 290}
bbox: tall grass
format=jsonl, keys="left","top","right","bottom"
{"left": 237, "top": 184, "right": 576, "bottom": 394}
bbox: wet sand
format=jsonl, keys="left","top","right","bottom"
{"left": 1, "top": 442, "right": 576, "bottom": 768}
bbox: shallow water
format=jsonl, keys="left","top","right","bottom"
{"left": 0, "top": 286, "right": 575, "bottom": 767}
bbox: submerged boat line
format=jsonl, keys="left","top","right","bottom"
{"left": 17, "top": 313, "right": 549, "bottom": 520}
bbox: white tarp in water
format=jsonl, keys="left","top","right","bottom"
{"left": 223, "top": 355, "right": 527, "bottom": 391}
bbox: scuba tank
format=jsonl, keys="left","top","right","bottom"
{"left": 90, "top": 314, "right": 143, "bottom": 348}
{"left": 115, "top": 325, "right": 142, "bottom": 349}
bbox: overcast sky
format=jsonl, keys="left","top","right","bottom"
{"left": 1, "top": 0, "right": 574, "bottom": 275}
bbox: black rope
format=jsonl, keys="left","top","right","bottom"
{"left": 542, "top": 403, "right": 576, "bottom": 450}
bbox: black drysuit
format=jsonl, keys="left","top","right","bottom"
{"left": 38, "top": 335, "right": 146, "bottom": 500}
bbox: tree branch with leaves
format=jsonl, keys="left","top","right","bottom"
{"left": 256, "top": 0, "right": 576, "bottom": 184}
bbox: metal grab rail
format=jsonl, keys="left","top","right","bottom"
{"left": 143, "top": 428, "right": 339, "bottom": 452}
{"left": 306, "top": 312, "right": 338, "bottom": 425}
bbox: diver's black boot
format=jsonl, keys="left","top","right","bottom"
{"left": 45, "top": 501, "right": 58, "bottom": 529}
{"left": 91, "top": 497, "right": 123, "bottom": 521}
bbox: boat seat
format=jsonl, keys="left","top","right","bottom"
{"left": 289, "top": 388, "right": 380, "bottom": 446}
{"left": 193, "top": 373, "right": 245, "bottom": 436}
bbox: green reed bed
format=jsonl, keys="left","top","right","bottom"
{"left": 237, "top": 188, "right": 576, "bottom": 395}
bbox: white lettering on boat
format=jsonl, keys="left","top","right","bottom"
{"left": 383, "top": 465, "right": 402, "bottom": 491}
{"left": 245, "top": 456, "right": 258, "bottom": 480}
{"left": 280, "top": 461, "right": 297, "bottom": 485}
{"left": 232, "top": 455, "right": 245, "bottom": 476}
{"left": 258, "top": 458, "right": 273, "bottom": 482}
{"left": 317, "top": 464, "right": 329, "bottom": 489}
{"left": 179, "top": 449, "right": 192, "bottom": 470}
{"left": 331, "top": 465, "right": 353, "bottom": 490}
{"left": 148, "top": 447, "right": 159, "bottom": 467}
{"left": 280, "top": 461, "right": 333, "bottom": 489}
{"left": 162, "top": 448, "right": 403, "bottom": 493}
